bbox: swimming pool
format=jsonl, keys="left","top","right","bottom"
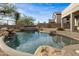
{"left": 4, "top": 31, "right": 79, "bottom": 54}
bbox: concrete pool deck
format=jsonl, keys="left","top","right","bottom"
{"left": 0, "top": 28, "right": 79, "bottom": 56}
{"left": 0, "top": 48, "right": 8, "bottom": 56}
{"left": 40, "top": 28, "right": 79, "bottom": 56}
{"left": 40, "top": 28, "right": 79, "bottom": 41}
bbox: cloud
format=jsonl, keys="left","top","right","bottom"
{"left": 17, "top": 9, "right": 26, "bottom": 15}
{"left": 15, "top": 3, "right": 70, "bottom": 24}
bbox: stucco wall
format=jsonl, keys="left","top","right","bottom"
{"left": 55, "top": 14, "right": 61, "bottom": 23}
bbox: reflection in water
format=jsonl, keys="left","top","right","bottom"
{"left": 4, "top": 31, "right": 79, "bottom": 54}
{"left": 4, "top": 34, "right": 20, "bottom": 49}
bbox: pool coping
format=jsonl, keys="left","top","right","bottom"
{"left": 40, "top": 30, "right": 79, "bottom": 41}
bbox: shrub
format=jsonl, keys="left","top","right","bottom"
{"left": 57, "top": 27, "right": 65, "bottom": 31}
{"left": 49, "top": 31, "right": 56, "bottom": 36}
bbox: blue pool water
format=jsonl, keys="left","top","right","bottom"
{"left": 4, "top": 31, "right": 79, "bottom": 54}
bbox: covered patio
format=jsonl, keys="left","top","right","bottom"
{"left": 61, "top": 3, "right": 79, "bottom": 32}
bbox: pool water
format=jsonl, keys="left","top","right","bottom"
{"left": 4, "top": 31, "right": 79, "bottom": 54}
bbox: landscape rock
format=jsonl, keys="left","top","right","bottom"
{"left": 34, "top": 46, "right": 66, "bottom": 56}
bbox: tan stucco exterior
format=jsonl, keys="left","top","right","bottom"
{"left": 53, "top": 12, "right": 61, "bottom": 23}
{"left": 62, "top": 3, "right": 79, "bottom": 18}
{"left": 61, "top": 3, "right": 79, "bottom": 32}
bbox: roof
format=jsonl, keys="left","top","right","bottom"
{"left": 54, "top": 12, "right": 61, "bottom": 15}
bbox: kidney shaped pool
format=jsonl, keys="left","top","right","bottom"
{"left": 4, "top": 31, "right": 79, "bottom": 54}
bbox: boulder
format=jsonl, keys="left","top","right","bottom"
{"left": 3, "top": 31, "right": 9, "bottom": 36}
{"left": 0, "top": 27, "right": 8, "bottom": 31}
{"left": 0, "top": 27, "right": 9, "bottom": 36}
{"left": 34, "top": 46, "right": 65, "bottom": 56}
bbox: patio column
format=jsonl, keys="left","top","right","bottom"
{"left": 70, "top": 13, "right": 75, "bottom": 32}
{"left": 75, "top": 18, "right": 78, "bottom": 26}
{"left": 61, "top": 18, "right": 64, "bottom": 28}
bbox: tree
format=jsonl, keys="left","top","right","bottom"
{"left": 0, "top": 3, "right": 20, "bottom": 25}
{"left": 14, "top": 12, "right": 20, "bottom": 24}
{"left": 0, "top": 3, "right": 16, "bottom": 16}
{"left": 16, "top": 15, "right": 35, "bottom": 26}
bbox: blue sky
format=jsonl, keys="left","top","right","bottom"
{"left": 15, "top": 3, "right": 70, "bottom": 24}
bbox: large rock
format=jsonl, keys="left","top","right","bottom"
{"left": 0, "top": 27, "right": 9, "bottom": 36}
{"left": 0, "top": 27, "right": 15, "bottom": 37}
{"left": 3, "top": 31, "right": 9, "bottom": 36}
{"left": 0, "top": 27, "right": 8, "bottom": 31}
{"left": 34, "top": 46, "right": 65, "bottom": 56}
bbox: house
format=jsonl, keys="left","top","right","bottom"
{"left": 48, "top": 12, "right": 61, "bottom": 28}
{"left": 61, "top": 3, "right": 79, "bottom": 32}
{"left": 53, "top": 12, "right": 61, "bottom": 24}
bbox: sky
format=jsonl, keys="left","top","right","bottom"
{"left": 15, "top": 3, "right": 70, "bottom": 24}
